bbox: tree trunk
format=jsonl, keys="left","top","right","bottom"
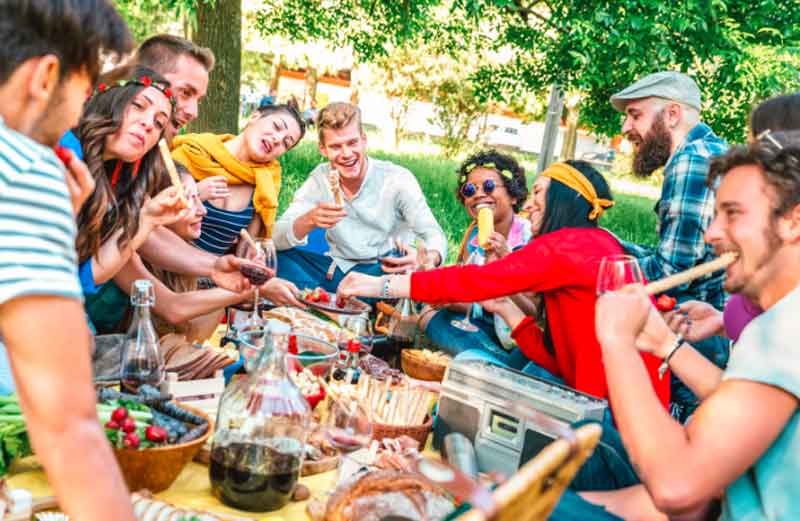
{"left": 189, "top": 0, "right": 241, "bottom": 134}
{"left": 561, "top": 104, "right": 579, "bottom": 161}
{"left": 305, "top": 66, "right": 318, "bottom": 110}
{"left": 269, "top": 55, "right": 284, "bottom": 94}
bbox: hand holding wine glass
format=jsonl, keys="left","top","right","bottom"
{"left": 451, "top": 250, "right": 485, "bottom": 332}
{"left": 596, "top": 254, "right": 644, "bottom": 295}
{"left": 238, "top": 237, "right": 278, "bottom": 326}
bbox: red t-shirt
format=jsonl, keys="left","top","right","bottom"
{"left": 411, "top": 227, "right": 670, "bottom": 409}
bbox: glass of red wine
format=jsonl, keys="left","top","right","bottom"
{"left": 323, "top": 395, "right": 373, "bottom": 455}
{"left": 239, "top": 239, "right": 277, "bottom": 327}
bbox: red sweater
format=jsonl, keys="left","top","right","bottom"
{"left": 411, "top": 227, "right": 670, "bottom": 409}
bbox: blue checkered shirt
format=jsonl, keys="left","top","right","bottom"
{"left": 623, "top": 123, "right": 728, "bottom": 309}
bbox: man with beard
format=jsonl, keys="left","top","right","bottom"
{"left": 583, "top": 131, "right": 800, "bottom": 520}
{"left": 0, "top": 1, "right": 138, "bottom": 518}
{"left": 273, "top": 102, "right": 447, "bottom": 292}
{"left": 610, "top": 71, "right": 728, "bottom": 422}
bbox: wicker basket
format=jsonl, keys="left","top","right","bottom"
{"left": 112, "top": 404, "right": 211, "bottom": 493}
{"left": 401, "top": 349, "right": 449, "bottom": 382}
{"left": 371, "top": 415, "right": 433, "bottom": 448}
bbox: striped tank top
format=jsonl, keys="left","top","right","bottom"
{"left": 195, "top": 200, "right": 255, "bottom": 255}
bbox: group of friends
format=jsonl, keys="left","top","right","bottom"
{"left": 1, "top": 1, "right": 799, "bottom": 520}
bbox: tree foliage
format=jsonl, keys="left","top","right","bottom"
{"left": 258, "top": 0, "right": 800, "bottom": 141}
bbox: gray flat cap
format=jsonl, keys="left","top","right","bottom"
{"left": 610, "top": 71, "right": 701, "bottom": 112}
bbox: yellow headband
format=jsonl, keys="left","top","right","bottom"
{"left": 541, "top": 163, "right": 614, "bottom": 220}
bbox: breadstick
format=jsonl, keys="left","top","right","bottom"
{"left": 329, "top": 168, "right": 343, "bottom": 205}
{"left": 644, "top": 252, "right": 738, "bottom": 296}
{"left": 157, "top": 138, "right": 187, "bottom": 206}
{"left": 239, "top": 229, "right": 259, "bottom": 252}
{"left": 386, "top": 392, "right": 400, "bottom": 425}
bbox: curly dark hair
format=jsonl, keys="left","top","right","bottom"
{"left": 750, "top": 94, "right": 800, "bottom": 136}
{"left": 76, "top": 66, "right": 173, "bottom": 263}
{"left": 708, "top": 130, "right": 800, "bottom": 218}
{"left": 455, "top": 149, "right": 528, "bottom": 212}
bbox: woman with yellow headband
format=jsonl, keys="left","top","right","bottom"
{"left": 338, "top": 160, "right": 670, "bottom": 410}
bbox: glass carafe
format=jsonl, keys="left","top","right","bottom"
{"left": 120, "top": 279, "right": 164, "bottom": 392}
{"left": 209, "top": 320, "right": 311, "bottom": 512}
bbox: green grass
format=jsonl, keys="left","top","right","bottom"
{"left": 278, "top": 141, "right": 659, "bottom": 262}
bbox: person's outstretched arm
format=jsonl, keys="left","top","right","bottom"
{"left": 0, "top": 297, "right": 135, "bottom": 520}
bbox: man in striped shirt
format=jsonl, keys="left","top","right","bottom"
{"left": 0, "top": 1, "right": 137, "bottom": 519}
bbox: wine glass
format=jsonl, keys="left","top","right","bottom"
{"left": 596, "top": 254, "right": 644, "bottom": 295}
{"left": 239, "top": 239, "right": 278, "bottom": 326}
{"left": 323, "top": 395, "right": 373, "bottom": 454}
{"left": 451, "top": 250, "right": 485, "bottom": 332}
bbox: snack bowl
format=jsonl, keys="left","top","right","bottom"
{"left": 112, "top": 403, "right": 211, "bottom": 493}
{"left": 401, "top": 349, "right": 450, "bottom": 382}
{"left": 238, "top": 329, "right": 339, "bottom": 378}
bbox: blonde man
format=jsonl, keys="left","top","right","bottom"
{"left": 273, "top": 102, "right": 446, "bottom": 293}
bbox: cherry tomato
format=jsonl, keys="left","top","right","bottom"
{"left": 655, "top": 294, "right": 677, "bottom": 312}
{"left": 123, "top": 432, "right": 141, "bottom": 449}
{"left": 54, "top": 145, "right": 72, "bottom": 166}
{"left": 145, "top": 425, "right": 167, "bottom": 443}
{"left": 121, "top": 417, "right": 137, "bottom": 434}
{"left": 111, "top": 406, "right": 129, "bottom": 423}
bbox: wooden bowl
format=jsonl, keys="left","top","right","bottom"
{"left": 401, "top": 349, "right": 450, "bottom": 382}
{"left": 112, "top": 404, "right": 211, "bottom": 493}
{"left": 372, "top": 416, "right": 433, "bottom": 448}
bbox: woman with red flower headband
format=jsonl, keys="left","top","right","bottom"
{"left": 74, "top": 66, "right": 189, "bottom": 330}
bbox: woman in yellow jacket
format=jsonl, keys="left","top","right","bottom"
{"left": 171, "top": 103, "right": 306, "bottom": 255}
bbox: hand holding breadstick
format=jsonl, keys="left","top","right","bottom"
{"left": 329, "top": 168, "right": 343, "bottom": 205}
{"left": 644, "top": 252, "right": 738, "bottom": 295}
{"left": 157, "top": 139, "right": 188, "bottom": 206}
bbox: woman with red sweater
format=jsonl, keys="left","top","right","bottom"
{"left": 339, "top": 160, "right": 670, "bottom": 409}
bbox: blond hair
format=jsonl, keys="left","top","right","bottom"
{"left": 317, "top": 102, "right": 363, "bottom": 144}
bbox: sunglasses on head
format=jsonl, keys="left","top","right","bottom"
{"left": 461, "top": 178, "right": 496, "bottom": 198}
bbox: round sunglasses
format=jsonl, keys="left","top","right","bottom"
{"left": 461, "top": 178, "right": 497, "bottom": 198}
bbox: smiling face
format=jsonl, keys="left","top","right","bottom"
{"left": 162, "top": 55, "right": 209, "bottom": 135}
{"left": 103, "top": 86, "right": 171, "bottom": 162}
{"left": 523, "top": 176, "right": 551, "bottom": 236}
{"left": 168, "top": 174, "right": 206, "bottom": 240}
{"left": 462, "top": 167, "right": 516, "bottom": 223}
{"left": 319, "top": 120, "right": 367, "bottom": 181}
{"left": 705, "top": 164, "right": 784, "bottom": 298}
{"left": 243, "top": 110, "right": 302, "bottom": 163}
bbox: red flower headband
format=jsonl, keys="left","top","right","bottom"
{"left": 93, "top": 74, "right": 176, "bottom": 110}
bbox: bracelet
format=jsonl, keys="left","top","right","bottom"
{"left": 380, "top": 275, "right": 393, "bottom": 299}
{"left": 657, "top": 334, "right": 684, "bottom": 380}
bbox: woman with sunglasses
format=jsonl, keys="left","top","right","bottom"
{"left": 417, "top": 150, "right": 533, "bottom": 365}
{"left": 338, "top": 160, "right": 670, "bottom": 408}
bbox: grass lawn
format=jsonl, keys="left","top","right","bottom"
{"left": 278, "top": 142, "right": 659, "bottom": 262}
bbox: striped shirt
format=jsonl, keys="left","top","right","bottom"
{"left": 0, "top": 117, "right": 82, "bottom": 394}
{"left": 194, "top": 199, "right": 255, "bottom": 255}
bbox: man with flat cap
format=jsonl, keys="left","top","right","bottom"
{"left": 611, "top": 71, "right": 729, "bottom": 422}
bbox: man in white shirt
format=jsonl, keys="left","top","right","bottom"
{"left": 273, "top": 102, "right": 447, "bottom": 293}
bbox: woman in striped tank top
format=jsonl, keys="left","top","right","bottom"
{"left": 172, "top": 103, "right": 306, "bottom": 255}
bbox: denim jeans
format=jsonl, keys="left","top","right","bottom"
{"left": 424, "top": 309, "right": 521, "bottom": 365}
{"left": 670, "top": 334, "right": 730, "bottom": 423}
{"left": 276, "top": 248, "right": 388, "bottom": 296}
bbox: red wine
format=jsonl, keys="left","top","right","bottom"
{"left": 240, "top": 265, "right": 275, "bottom": 286}
{"left": 209, "top": 441, "right": 301, "bottom": 512}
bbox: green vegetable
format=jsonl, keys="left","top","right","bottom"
{"left": 0, "top": 394, "right": 31, "bottom": 476}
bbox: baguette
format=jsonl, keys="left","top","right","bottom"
{"left": 157, "top": 139, "right": 187, "bottom": 206}
{"left": 644, "top": 252, "right": 738, "bottom": 296}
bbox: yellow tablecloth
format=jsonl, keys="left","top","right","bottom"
{"left": 8, "top": 458, "right": 336, "bottom": 520}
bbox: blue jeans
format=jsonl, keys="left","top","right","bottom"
{"left": 670, "top": 334, "right": 729, "bottom": 423}
{"left": 425, "top": 309, "right": 525, "bottom": 366}
{"left": 276, "top": 249, "right": 387, "bottom": 297}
